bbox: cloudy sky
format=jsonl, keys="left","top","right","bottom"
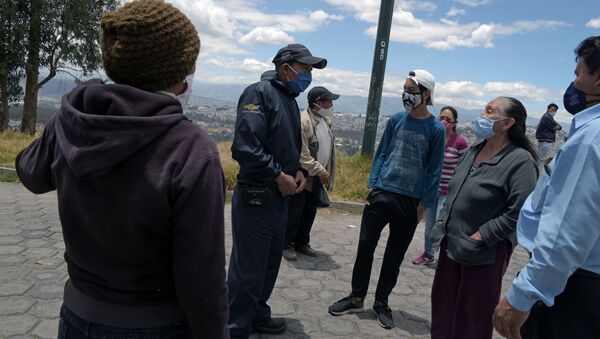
{"left": 129, "top": 0, "right": 599, "bottom": 123}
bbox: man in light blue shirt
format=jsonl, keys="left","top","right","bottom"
{"left": 493, "top": 35, "right": 600, "bottom": 339}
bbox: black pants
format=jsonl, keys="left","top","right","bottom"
{"left": 285, "top": 189, "right": 318, "bottom": 248}
{"left": 350, "top": 189, "right": 419, "bottom": 304}
{"left": 521, "top": 269, "right": 600, "bottom": 339}
{"left": 227, "top": 185, "right": 288, "bottom": 339}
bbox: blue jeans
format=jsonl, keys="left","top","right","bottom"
{"left": 423, "top": 193, "right": 447, "bottom": 256}
{"left": 57, "top": 304, "right": 190, "bottom": 339}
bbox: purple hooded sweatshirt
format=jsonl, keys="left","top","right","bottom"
{"left": 16, "top": 79, "right": 228, "bottom": 338}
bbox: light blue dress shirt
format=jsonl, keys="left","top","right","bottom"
{"left": 507, "top": 103, "right": 600, "bottom": 312}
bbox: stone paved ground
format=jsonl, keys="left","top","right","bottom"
{"left": 0, "top": 182, "right": 528, "bottom": 338}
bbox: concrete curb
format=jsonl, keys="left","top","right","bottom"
{"left": 0, "top": 167, "right": 16, "bottom": 175}
{"left": 225, "top": 190, "right": 364, "bottom": 214}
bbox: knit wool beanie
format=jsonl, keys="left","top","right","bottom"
{"left": 100, "top": 0, "right": 200, "bottom": 91}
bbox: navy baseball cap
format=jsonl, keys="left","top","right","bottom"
{"left": 272, "top": 44, "right": 327, "bottom": 69}
{"left": 308, "top": 86, "right": 340, "bottom": 104}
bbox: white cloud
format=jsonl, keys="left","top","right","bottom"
{"left": 453, "top": 0, "right": 492, "bottom": 7}
{"left": 239, "top": 27, "right": 294, "bottom": 45}
{"left": 326, "top": 0, "right": 568, "bottom": 51}
{"left": 400, "top": 1, "right": 437, "bottom": 12}
{"left": 197, "top": 57, "right": 559, "bottom": 114}
{"left": 204, "top": 57, "right": 272, "bottom": 73}
{"left": 586, "top": 17, "right": 600, "bottom": 28}
{"left": 121, "top": 0, "right": 345, "bottom": 59}
{"left": 447, "top": 7, "right": 466, "bottom": 17}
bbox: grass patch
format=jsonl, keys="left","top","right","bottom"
{"left": 0, "top": 130, "right": 39, "bottom": 168}
{"left": 329, "top": 153, "right": 371, "bottom": 202}
{"left": 2, "top": 134, "right": 372, "bottom": 203}
{"left": 218, "top": 141, "right": 371, "bottom": 202}
{"left": 0, "top": 172, "right": 19, "bottom": 182}
{"left": 217, "top": 142, "right": 239, "bottom": 191}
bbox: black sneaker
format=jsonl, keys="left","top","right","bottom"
{"left": 373, "top": 301, "right": 394, "bottom": 329}
{"left": 328, "top": 296, "right": 365, "bottom": 315}
{"left": 254, "top": 317, "right": 287, "bottom": 334}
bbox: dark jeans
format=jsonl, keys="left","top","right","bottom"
{"left": 430, "top": 238, "right": 511, "bottom": 339}
{"left": 521, "top": 269, "right": 600, "bottom": 339}
{"left": 227, "top": 184, "right": 288, "bottom": 339}
{"left": 285, "top": 188, "right": 318, "bottom": 248}
{"left": 350, "top": 189, "right": 419, "bottom": 304}
{"left": 57, "top": 304, "right": 189, "bottom": 338}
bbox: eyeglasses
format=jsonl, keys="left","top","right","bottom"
{"left": 439, "top": 116, "right": 454, "bottom": 123}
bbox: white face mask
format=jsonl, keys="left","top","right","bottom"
{"left": 315, "top": 103, "right": 334, "bottom": 117}
{"left": 176, "top": 73, "right": 194, "bottom": 111}
{"left": 548, "top": 110, "right": 556, "bottom": 117}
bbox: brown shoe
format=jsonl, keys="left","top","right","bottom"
{"left": 283, "top": 246, "right": 298, "bottom": 261}
{"left": 296, "top": 244, "right": 317, "bottom": 257}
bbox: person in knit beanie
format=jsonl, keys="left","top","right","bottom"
{"left": 100, "top": 0, "right": 200, "bottom": 92}
{"left": 15, "top": 1, "right": 228, "bottom": 338}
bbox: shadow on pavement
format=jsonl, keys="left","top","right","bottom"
{"left": 354, "top": 308, "right": 430, "bottom": 336}
{"left": 252, "top": 318, "right": 311, "bottom": 338}
{"left": 285, "top": 251, "right": 341, "bottom": 271}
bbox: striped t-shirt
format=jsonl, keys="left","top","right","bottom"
{"left": 439, "top": 133, "right": 469, "bottom": 195}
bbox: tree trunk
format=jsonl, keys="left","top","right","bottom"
{"left": 21, "top": 0, "right": 41, "bottom": 135}
{"left": 0, "top": 73, "right": 8, "bottom": 131}
{"left": 21, "top": 70, "right": 38, "bottom": 134}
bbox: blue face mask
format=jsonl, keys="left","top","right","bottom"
{"left": 475, "top": 115, "right": 507, "bottom": 139}
{"left": 563, "top": 82, "right": 587, "bottom": 115}
{"left": 285, "top": 64, "right": 312, "bottom": 93}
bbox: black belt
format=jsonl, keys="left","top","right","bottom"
{"left": 63, "top": 280, "right": 186, "bottom": 328}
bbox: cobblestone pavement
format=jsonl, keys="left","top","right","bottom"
{"left": 0, "top": 182, "right": 528, "bottom": 338}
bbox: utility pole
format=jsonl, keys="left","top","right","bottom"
{"left": 361, "top": 0, "right": 395, "bottom": 157}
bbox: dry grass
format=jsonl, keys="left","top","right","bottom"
{"left": 218, "top": 141, "right": 371, "bottom": 202}
{"left": 0, "top": 130, "right": 39, "bottom": 168}
{"left": 1, "top": 134, "right": 372, "bottom": 203}
{"left": 329, "top": 153, "right": 371, "bottom": 202}
{"left": 217, "top": 142, "right": 239, "bottom": 191}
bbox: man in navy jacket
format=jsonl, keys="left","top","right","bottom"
{"left": 227, "top": 43, "right": 327, "bottom": 338}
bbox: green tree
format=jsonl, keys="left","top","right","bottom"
{"left": 20, "top": 0, "right": 118, "bottom": 134}
{"left": 0, "top": 0, "right": 27, "bottom": 131}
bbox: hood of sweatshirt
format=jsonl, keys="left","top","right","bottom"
{"left": 54, "top": 79, "right": 187, "bottom": 179}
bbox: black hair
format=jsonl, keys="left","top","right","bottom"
{"left": 496, "top": 97, "right": 539, "bottom": 163}
{"left": 547, "top": 103, "right": 559, "bottom": 110}
{"left": 418, "top": 84, "right": 433, "bottom": 105}
{"left": 575, "top": 36, "right": 600, "bottom": 74}
{"left": 440, "top": 106, "right": 458, "bottom": 131}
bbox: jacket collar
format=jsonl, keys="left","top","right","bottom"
{"left": 261, "top": 70, "right": 299, "bottom": 98}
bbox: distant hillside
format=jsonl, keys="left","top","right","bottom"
{"left": 21, "top": 77, "right": 563, "bottom": 130}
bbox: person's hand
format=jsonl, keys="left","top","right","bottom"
{"left": 470, "top": 231, "right": 483, "bottom": 241}
{"left": 417, "top": 205, "right": 426, "bottom": 222}
{"left": 367, "top": 188, "right": 373, "bottom": 194}
{"left": 319, "top": 171, "right": 330, "bottom": 184}
{"left": 295, "top": 170, "right": 306, "bottom": 193}
{"left": 554, "top": 125, "right": 562, "bottom": 131}
{"left": 275, "top": 172, "right": 297, "bottom": 196}
{"left": 493, "top": 297, "right": 530, "bottom": 339}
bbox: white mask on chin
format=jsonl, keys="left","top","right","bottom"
{"left": 315, "top": 104, "right": 334, "bottom": 117}
{"left": 176, "top": 73, "right": 194, "bottom": 112}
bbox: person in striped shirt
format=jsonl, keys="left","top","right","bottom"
{"left": 413, "top": 106, "right": 469, "bottom": 265}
